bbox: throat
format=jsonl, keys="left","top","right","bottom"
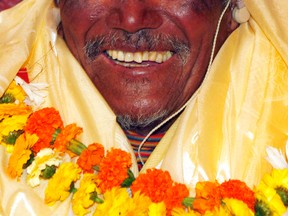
{"left": 125, "top": 130, "right": 165, "bottom": 171}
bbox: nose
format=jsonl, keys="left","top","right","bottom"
{"left": 106, "top": 2, "right": 163, "bottom": 33}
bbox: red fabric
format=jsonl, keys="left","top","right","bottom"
{"left": 0, "top": 0, "right": 22, "bottom": 11}
{"left": 17, "top": 68, "right": 29, "bottom": 83}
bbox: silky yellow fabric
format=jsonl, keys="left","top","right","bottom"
{"left": 0, "top": 0, "right": 287, "bottom": 215}
{"left": 0, "top": 0, "right": 137, "bottom": 215}
{"left": 144, "top": 0, "right": 288, "bottom": 191}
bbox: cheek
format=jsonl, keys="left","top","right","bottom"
{"left": 60, "top": 2, "right": 107, "bottom": 55}
{"left": 163, "top": 1, "right": 220, "bottom": 40}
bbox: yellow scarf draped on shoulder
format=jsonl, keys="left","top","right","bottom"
{"left": 0, "top": 0, "right": 287, "bottom": 214}
{"left": 145, "top": 0, "right": 288, "bottom": 189}
{"left": 0, "top": 1, "right": 136, "bottom": 214}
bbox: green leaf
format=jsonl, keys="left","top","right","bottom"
{"left": 276, "top": 187, "right": 288, "bottom": 207}
{"left": 41, "top": 165, "right": 57, "bottom": 179}
{"left": 50, "top": 128, "right": 62, "bottom": 144}
{"left": 254, "top": 200, "right": 272, "bottom": 216}
{"left": 90, "top": 192, "right": 104, "bottom": 203}
{"left": 67, "top": 139, "right": 87, "bottom": 155}
{"left": 2, "top": 130, "right": 23, "bottom": 144}
{"left": 92, "top": 165, "right": 100, "bottom": 172}
{"left": 0, "top": 93, "right": 15, "bottom": 104}
{"left": 69, "top": 182, "right": 77, "bottom": 193}
{"left": 121, "top": 169, "right": 136, "bottom": 188}
{"left": 23, "top": 153, "right": 35, "bottom": 169}
{"left": 182, "top": 197, "right": 195, "bottom": 208}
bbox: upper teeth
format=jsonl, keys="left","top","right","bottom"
{"left": 106, "top": 50, "right": 173, "bottom": 64}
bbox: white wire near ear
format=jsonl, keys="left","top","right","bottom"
{"left": 137, "top": 0, "right": 232, "bottom": 166}
{"left": 232, "top": 0, "right": 250, "bottom": 23}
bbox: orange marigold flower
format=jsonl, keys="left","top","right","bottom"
{"left": 165, "top": 183, "right": 190, "bottom": 213}
{"left": 77, "top": 143, "right": 104, "bottom": 173}
{"left": 25, "top": 107, "right": 63, "bottom": 153}
{"left": 131, "top": 169, "right": 189, "bottom": 215}
{"left": 219, "top": 179, "right": 255, "bottom": 211}
{"left": 97, "top": 148, "right": 132, "bottom": 193}
{"left": 131, "top": 169, "right": 173, "bottom": 202}
{"left": 54, "top": 123, "right": 83, "bottom": 154}
{"left": 193, "top": 181, "right": 221, "bottom": 214}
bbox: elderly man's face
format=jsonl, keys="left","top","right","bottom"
{"left": 59, "top": 0, "right": 233, "bottom": 132}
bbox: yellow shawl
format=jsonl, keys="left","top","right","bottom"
{"left": 0, "top": 0, "right": 287, "bottom": 215}
{"left": 145, "top": 0, "right": 288, "bottom": 189}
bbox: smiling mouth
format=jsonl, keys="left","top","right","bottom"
{"left": 105, "top": 50, "right": 173, "bottom": 67}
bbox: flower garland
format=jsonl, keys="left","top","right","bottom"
{"left": 1, "top": 74, "right": 288, "bottom": 216}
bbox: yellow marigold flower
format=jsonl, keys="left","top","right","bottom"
{"left": 0, "top": 114, "right": 29, "bottom": 136}
{"left": 172, "top": 207, "right": 201, "bottom": 216}
{"left": 199, "top": 199, "right": 254, "bottom": 216}
{"left": 5, "top": 80, "right": 26, "bottom": 103}
{"left": 149, "top": 202, "right": 167, "bottom": 216}
{"left": 93, "top": 187, "right": 133, "bottom": 216}
{"left": 26, "top": 148, "right": 62, "bottom": 187}
{"left": 202, "top": 208, "right": 227, "bottom": 216}
{"left": 106, "top": 190, "right": 152, "bottom": 216}
{"left": 221, "top": 198, "right": 254, "bottom": 216}
{"left": 0, "top": 114, "right": 30, "bottom": 143}
{"left": 94, "top": 189, "right": 151, "bottom": 216}
{"left": 131, "top": 191, "right": 152, "bottom": 215}
{"left": 262, "top": 169, "right": 288, "bottom": 191}
{"left": 72, "top": 173, "right": 98, "bottom": 216}
{"left": 255, "top": 181, "right": 286, "bottom": 215}
{"left": 7, "top": 133, "right": 38, "bottom": 178}
{"left": 45, "top": 162, "right": 81, "bottom": 206}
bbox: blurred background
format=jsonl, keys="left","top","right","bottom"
{"left": 0, "top": 0, "right": 22, "bottom": 11}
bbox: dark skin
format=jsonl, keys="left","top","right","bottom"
{"left": 0, "top": 0, "right": 22, "bottom": 11}
{"left": 58, "top": 0, "right": 238, "bottom": 135}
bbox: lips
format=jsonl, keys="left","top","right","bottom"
{"left": 84, "top": 30, "right": 184, "bottom": 66}
{"left": 105, "top": 50, "right": 173, "bottom": 67}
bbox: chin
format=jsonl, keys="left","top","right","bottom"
{"left": 116, "top": 114, "right": 167, "bottom": 132}
{"left": 115, "top": 104, "right": 169, "bottom": 131}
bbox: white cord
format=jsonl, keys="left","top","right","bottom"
{"left": 137, "top": 0, "right": 232, "bottom": 166}
{"left": 207, "top": 0, "right": 231, "bottom": 74}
